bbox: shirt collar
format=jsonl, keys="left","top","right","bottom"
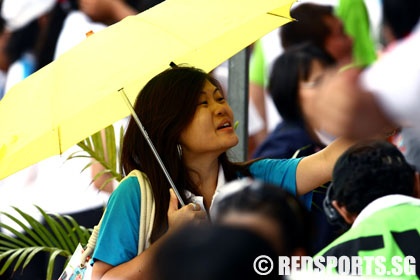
{"left": 352, "top": 194, "right": 420, "bottom": 227}
{"left": 184, "top": 165, "right": 226, "bottom": 214}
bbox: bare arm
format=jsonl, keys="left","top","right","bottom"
{"left": 248, "top": 83, "right": 268, "bottom": 155}
{"left": 92, "top": 189, "right": 206, "bottom": 280}
{"left": 92, "top": 232, "right": 172, "bottom": 280}
{"left": 249, "top": 82, "right": 267, "bottom": 132}
{"left": 295, "top": 137, "right": 356, "bottom": 195}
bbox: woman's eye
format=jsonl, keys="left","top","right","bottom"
{"left": 215, "top": 93, "right": 225, "bottom": 102}
{"left": 198, "top": 101, "right": 208, "bottom": 106}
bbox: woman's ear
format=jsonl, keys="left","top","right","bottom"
{"left": 331, "top": 200, "right": 357, "bottom": 225}
{"left": 413, "top": 172, "right": 420, "bottom": 199}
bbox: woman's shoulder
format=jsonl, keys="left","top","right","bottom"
{"left": 110, "top": 174, "right": 142, "bottom": 201}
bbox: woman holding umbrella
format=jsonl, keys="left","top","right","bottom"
{"left": 91, "top": 65, "right": 355, "bottom": 279}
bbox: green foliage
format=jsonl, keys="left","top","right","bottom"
{"left": 0, "top": 124, "right": 124, "bottom": 279}
{"left": 68, "top": 124, "right": 125, "bottom": 190}
{"left": 0, "top": 206, "right": 91, "bottom": 280}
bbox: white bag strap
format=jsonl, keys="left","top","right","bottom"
{"left": 131, "top": 170, "right": 156, "bottom": 252}
{"left": 80, "top": 216, "right": 103, "bottom": 267}
{"left": 79, "top": 170, "right": 155, "bottom": 266}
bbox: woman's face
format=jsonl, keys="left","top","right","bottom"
{"left": 299, "top": 59, "right": 325, "bottom": 125}
{"left": 179, "top": 80, "right": 239, "bottom": 159}
{"left": 323, "top": 15, "right": 353, "bottom": 64}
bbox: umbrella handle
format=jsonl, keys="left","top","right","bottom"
{"left": 119, "top": 88, "right": 186, "bottom": 206}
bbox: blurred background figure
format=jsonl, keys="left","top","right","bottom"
{"left": 246, "top": 1, "right": 355, "bottom": 156}
{"left": 311, "top": 0, "right": 420, "bottom": 170}
{"left": 378, "top": 0, "right": 420, "bottom": 172}
{"left": 1, "top": 0, "right": 56, "bottom": 94}
{"left": 247, "top": 30, "right": 283, "bottom": 156}
{"left": 153, "top": 224, "right": 280, "bottom": 280}
{"left": 335, "top": 0, "right": 377, "bottom": 67}
{"left": 54, "top": 0, "right": 164, "bottom": 59}
{"left": 251, "top": 2, "right": 358, "bottom": 250}
{"left": 280, "top": 2, "right": 353, "bottom": 66}
{"left": 252, "top": 43, "right": 335, "bottom": 160}
{"left": 0, "top": 9, "right": 11, "bottom": 100}
{"left": 211, "top": 178, "right": 313, "bottom": 256}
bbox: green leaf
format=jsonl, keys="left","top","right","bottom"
{"left": 91, "top": 130, "right": 105, "bottom": 159}
{"left": 11, "top": 247, "right": 32, "bottom": 272}
{"left": 118, "top": 125, "right": 125, "bottom": 178}
{"left": 22, "top": 247, "right": 45, "bottom": 268}
{"left": 66, "top": 218, "right": 91, "bottom": 245}
{"left": 84, "top": 136, "right": 94, "bottom": 151}
{"left": 1, "top": 248, "right": 25, "bottom": 274}
{"left": 100, "top": 177, "right": 116, "bottom": 192}
{"left": 0, "top": 233, "right": 27, "bottom": 249}
{"left": 66, "top": 154, "right": 92, "bottom": 160}
{"left": 50, "top": 215, "right": 79, "bottom": 248}
{"left": 80, "top": 161, "right": 94, "bottom": 174}
{"left": 46, "top": 249, "right": 63, "bottom": 280}
{"left": 91, "top": 168, "right": 110, "bottom": 182}
{"left": 105, "top": 125, "right": 117, "bottom": 171}
{"left": 37, "top": 206, "right": 72, "bottom": 252}
{"left": 12, "top": 208, "right": 57, "bottom": 247}
{"left": 0, "top": 206, "right": 92, "bottom": 278}
{"left": 0, "top": 211, "right": 43, "bottom": 246}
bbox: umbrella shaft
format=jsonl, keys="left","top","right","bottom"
{"left": 119, "top": 89, "right": 185, "bottom": 206}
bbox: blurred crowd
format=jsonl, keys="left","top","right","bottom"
{"left": 0, "top": 0, "right": 419, "bottom": 279}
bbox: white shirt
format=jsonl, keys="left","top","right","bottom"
{"left": 361, "top": 20, "right": 420, "bottom": 135}
{"left": 352, "top": 194, "right": 420, "bottom": 228}
{"left": 184, "top": 165, "right": 226, "bottom": 215}
{"left": 54, "top": 11, "right": 106, "bottom": 59}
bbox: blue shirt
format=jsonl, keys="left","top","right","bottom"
{"left": 93, "top": 158, "right": 311, "bottom": 266}
{"left": 253, "top": 121, "right": 321, "bottom": 159}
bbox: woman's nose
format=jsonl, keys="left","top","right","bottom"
{"left": 212, "top": 102, "right": 228, "bottom": 116}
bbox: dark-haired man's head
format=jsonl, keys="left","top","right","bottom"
{"left": 382, "top": 0, "right": 420, "bottom": 44}
{"left": 330, "top": 140, "right": 419, "bottom": 224}
{"left": 153, "top": 224, "right": 280, "bottom": 280}
{"left": 212, "top": 179, "right": 313, "bottom": 256}
{"left": 280, "top": 3, "right": 353, "bottom": 65}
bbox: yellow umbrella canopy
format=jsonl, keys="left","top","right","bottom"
{"left": 0, "top": 0, "right": 295, "bottom": 180}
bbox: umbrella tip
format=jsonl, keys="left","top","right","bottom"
{"left": 169, "top": 61, "right": 178, "bottom": 68}
{"left": 85, "top": 30, "right": 94, "bottom": 37}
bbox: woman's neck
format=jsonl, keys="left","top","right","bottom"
{"left": 186, "top": 156, "right": 220, "bottom": 211}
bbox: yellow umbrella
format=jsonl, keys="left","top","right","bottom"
{"left": 0, "top": 0, "right": 295, "bottom": 180}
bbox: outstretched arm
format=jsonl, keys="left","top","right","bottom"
{"left": 295, "top": 137, "right": 356, "bottom": 195}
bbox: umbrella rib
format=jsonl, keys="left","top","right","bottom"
{"left": 58, "top": 126, "right": 63, "bottom": 154}
{"left": 266, "top": 12, "right": 294, "bottom": 21}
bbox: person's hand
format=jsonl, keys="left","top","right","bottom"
{"left": 312, "top": 67, "right": 397, "bottom": 139}
{"left": 167, "top": 189, "right": 207, "bottom": 233}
